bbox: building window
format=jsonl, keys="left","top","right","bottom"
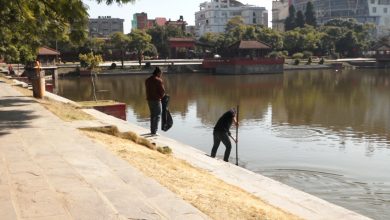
{"left": 253, "top": 18, "right": 256, "bottom": 23}
{"left": 373, "top": 7, "right": 377, "bottom": 12}
{"left": 385, "top": 7, "right": 388, "bottom": 13}
{"left": 371, "top": 0, "right": 375, "bottom": 3}
{"left": 253, "top": 12, "right": 256, "bottom": 16}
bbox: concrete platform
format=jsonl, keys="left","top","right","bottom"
{"left": 0, "top": 81, "right": 208, "bottom": 220}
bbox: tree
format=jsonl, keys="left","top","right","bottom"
{"left": 0, "top": 0, "right": 135, "bottom": 64}
{"left": 336, "top": 31, "right": 360, "bottom": 57}
{"left": 110, "top": 32, "right": 131, "bottom": 68}
{"left": 225, "top": 16, "right": 245, "bottom": 32}
{"left": 256, "top": 27, "right": 284, "bottom": 50}
{"left": 128, "top": 29, "right": 152, "bottom": 63}
{"left": 283, "top": 30, "right": 304, "bottom": 54}
{"left": 198, "top": 32, "right": 224, "bottom": 54}
{"left": 283, "top": 26, "right": 322, "bottom": 55}
{"left": 323, "top": 18, "right": 374, "bottom": 57}
{"left": 223, "top": 16, "right": 247, "bottom": 49}
{"left": 284, "top": 5, "right": 297, "bottom": 31}
{"left": 305, "top": 1, "right": 317, "bottom": 26}
{"left": 79, "top": 52, "right": 103, "bottom": 71}
{"left": 296, "top": 11, "right": 305, "bottom": 28}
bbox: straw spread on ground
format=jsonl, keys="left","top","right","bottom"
{"left": 82, "top": 129, "right": 300, "bottom": 220}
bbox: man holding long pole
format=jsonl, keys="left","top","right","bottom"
{"left": 210, "top": 108, "right": 238, "bottom": 162}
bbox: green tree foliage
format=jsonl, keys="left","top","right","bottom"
{"left": 79, "top": 52, "right": 103, "bottom": 70}
{"left": 284, "top": 5, "right": 297, "bottom": 31}
{"left": 283, "top": 26, "right": 323, "bottom": 55}
{"left": 284, "top": 30, "right": 303, "bottom": 54}
{"left": 0, "top": 0, "right": 134, "bottom": 63}
{"left": 321, "top": 18, "right": 374, "bottom": 57}
{"left": 198, "top": 32, "right": 225, "bottom": 54}
{"left": 256, "top": 27, "right": 284, "bottom": 50}
{"left": 296, "top": 11, "right": 305, "bottom": 28}
{"left": 305, "top": 1, "right": 317, "bottom": 26}
{"left": 128, "top": 29, "right": 152, "bottom": 59}
{"left": 198, "top": 17, "right": 283, "bottom": 55}
{"left": 225, "top": 16, "right": 245, "bottom": 32}
{"left": 110, "top": 32, "right": 131, "bottom": 68}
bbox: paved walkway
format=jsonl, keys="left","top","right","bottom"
{"left": 0, "top": 81, "right": 208, "bottom": 219}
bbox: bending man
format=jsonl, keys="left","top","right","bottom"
{"left": 211, "top": 108, "right": 238, "bottom": 162}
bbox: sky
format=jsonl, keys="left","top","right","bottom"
{"left": 83, "top": 0, "right": 273, "bottom": 34}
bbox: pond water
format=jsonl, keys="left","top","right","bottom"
{"left": 58, "top": 69, "right": 390, "bottom": 219}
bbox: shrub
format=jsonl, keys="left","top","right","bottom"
{"left": 292, "top": 53, "right": 304, "bottom": 60}
{"left": 294, "top": 59, "right": 300, "bottom": 65}
{"left": 268, "top": 51, "right": 279, "bottom": 58}
{"left": 306, "top": 57, "right": 312, "bottom": 65}
{"left": 268, "top": 51, "right": 286, "bottom": 58}
{"left": 319, "top": 57, "right": 325, "bottom": 64}
{"left": 79, "top": 52, "right": 103, "bottom": 70}
{"left": 109, "top": 63, "right": 117, "bottom": 69}
{"left": 303, "top": 51, "right": 313, "bottom": 59}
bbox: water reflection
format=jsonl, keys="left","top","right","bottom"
{"left": 59, "top": 69, "right": 390, "bottom": 145}
{"left": 58, "top": 69, "right": 390, "bottom": 219}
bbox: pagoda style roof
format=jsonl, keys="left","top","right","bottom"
{"left": 229, "top": 40, "right": 271, "bottom": 50}
{"left": 38, "top": 46, "right": 60, "bottom": 55}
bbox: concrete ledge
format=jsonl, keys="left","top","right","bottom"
{"left": 44, "top": 92, "right": 371, "bottom": 220}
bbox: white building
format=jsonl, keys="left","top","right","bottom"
{"left": 272, "top": 0, "right": 290, "bottom": 32}
{"left": 195, "top": 0, "right": 268, "bottom": 37}
{"left": 290, "top": 0, "right": 390, "bottom": 37}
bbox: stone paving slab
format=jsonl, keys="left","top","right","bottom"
{"left": 0, "top": 81, "right": 208, "bottom": 220}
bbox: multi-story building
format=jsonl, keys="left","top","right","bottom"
{"left": 272, "top": 0, "right": 290, "bottom": 32}
{"left": 132, "top": 13, "right": 186, "bottom": 31}
{"left": 278, "top": 0, "right": 390, "bottom": 37}
{"left": 195, "top": 0, "right": 268, "bottom": 37}
{"left": 166, "top": 16, "right": 188, "bottom": 32}
{"left": 132, "top": 12, "right": 153, "bottom": 30}
{"left": 88, "top": 16, "right": 124, "bottom": 38}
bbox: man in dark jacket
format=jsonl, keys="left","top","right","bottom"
{"left": 145, "top": 67, "right": 165, "bottom": 135}
{"left": 211, "top": 109, "right": 238, "bottom": 162}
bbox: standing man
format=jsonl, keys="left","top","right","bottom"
{"left": 211, "top": 109, "right": 238, "bottom": 162}
{"left": 145, "top": 67, "right": 165, "bottom": 135}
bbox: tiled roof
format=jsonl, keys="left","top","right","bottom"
{"left": 231, "top": 40, "right": 271, "bottom": 49}
{"left": 38, "top": 46, "right": 60, "bottom": 55}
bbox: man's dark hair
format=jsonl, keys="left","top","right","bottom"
{"left": 153, "top": 67, "right": 161, "bottom": 75}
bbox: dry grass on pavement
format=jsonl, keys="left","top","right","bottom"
{"left": 82, "top": 129, "right": 300, "bottom": 220}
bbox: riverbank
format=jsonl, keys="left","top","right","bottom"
{"left": 1, "top": 74, "right": 372, "bottom": 219}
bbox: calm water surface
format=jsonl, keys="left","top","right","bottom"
{"left": 58, "top": 69, "right": 390, "bottom": 219}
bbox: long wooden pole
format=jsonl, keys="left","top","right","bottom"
{"left": 235, "top": 105, "right": 239, "bottom": 166}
